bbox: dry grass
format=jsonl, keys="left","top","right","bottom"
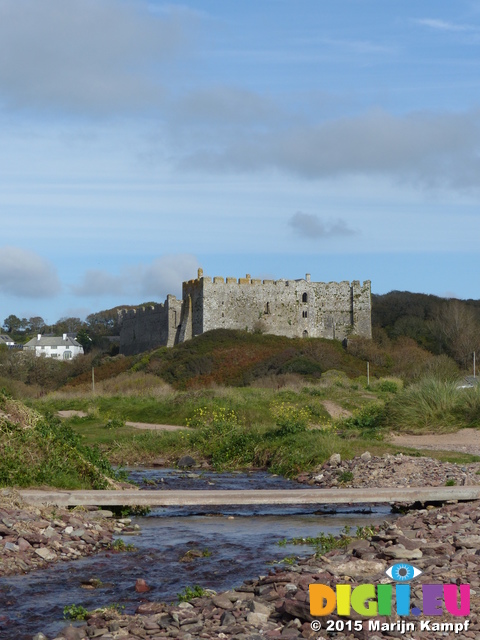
{"left": 48, "top": 372, "right": 173, "bottom": 399}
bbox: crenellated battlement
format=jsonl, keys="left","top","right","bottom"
{"left": 120, "top": 268, "right": 372, "bottom": 355}
{"left": 186, "top": 269, "right": 370, "bottom": 290}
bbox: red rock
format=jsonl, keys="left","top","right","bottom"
{"left": 135, "top": 578, "right": 151, "bottom": 592}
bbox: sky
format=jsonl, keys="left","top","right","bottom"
{"left": 1, "top": 0, "right": 480, "bottom": 325}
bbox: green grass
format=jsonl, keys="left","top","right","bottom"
{"left": 385, "top": 378, "right": 480, "bottom": 433}
{"left": 26, "top": 376, "right": 480, "bottom": 477}
{"left": 0, "top": 394, "right": 122, "bottom": 489}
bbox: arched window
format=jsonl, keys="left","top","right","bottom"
{"left": 302, "top": 310, "right": 308, "bottom": 318}
{"left": 303, "top": 330, "right": 308, "bottom": 338}
{"left": 302, "top": 293, "right": 308, "bottom": 303}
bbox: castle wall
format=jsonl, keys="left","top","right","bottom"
{"left": 199, "top": 275, "right": 371, "bottom": 340}
{"left": 119, "top": 295, "right": 182, "bottom": 356}
{"left": 119, "top": 271, "right": 372, "bottom": 355}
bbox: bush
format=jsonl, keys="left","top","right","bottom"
{"left": 270, "top": 401, "right": 310, "bottom": 436}
{"left": 339, "top": 403, "right": 385, "bottom": 431}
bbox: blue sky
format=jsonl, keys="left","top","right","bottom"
{"left": 1, "top": 0, "right": 480, "bottom": 324}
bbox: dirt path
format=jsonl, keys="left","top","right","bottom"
{"left": 390, "top": 428, "right": 480, "bottom": 457}
{"left": 125, "top": 422, "right": 189, "bottom": 431}
{"left": 57, "top": 410, "right": 189, "bottom": 431}
{"left": 321, "top": 400, "right": 352, "bottom": 420}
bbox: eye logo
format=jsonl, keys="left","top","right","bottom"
{"left": 386, "top": 563, "right": 422, "bottom": 582}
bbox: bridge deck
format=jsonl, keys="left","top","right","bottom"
{"left": 17, "top": 486, "right": 480, "bottom": 507}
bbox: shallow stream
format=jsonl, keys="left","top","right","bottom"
{"left": 0, "top": 468, "right": 395, "bottom": 640}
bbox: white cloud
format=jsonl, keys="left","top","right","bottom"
{"left": 414, "top": 18, "right": 471, "bottom": 32}
{"left": 288, "top": 212, "right": 357, "bottom": 239}
{"left": 72, "top": 254, "right": 200, "bottom": 299}
{"left": 0, "top": 246, "right": 61, "bottom": 297}
{"left": 178, "top": 108, "right": 480, "bottom": 190}
{"left": 141, "top": 254, "right": 200, "bottom": 297}
{"left": 173, "top": 86, "right": 280, "bottom": 126}
{"left": 0, "top": 0, "right": 195, "bottom": 114}
{"left": 71, "top": 270, "right": 125, "bottom": 297}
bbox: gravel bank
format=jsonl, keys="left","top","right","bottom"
{"left": 0, "top": 490, "right": 139, "bottom": 577}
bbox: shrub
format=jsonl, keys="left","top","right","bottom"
{"left": 338, "top": 403, "right": 385, "bottom": 432}
{"left": 270, "top": 401, "right": 310, "bottom": 436}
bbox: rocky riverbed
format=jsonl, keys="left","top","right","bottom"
{"left": 30, "top": 499, "right": 480, "bottom": 640}
{"left": 2, "top": 454, "right": 480, "bottom": 639}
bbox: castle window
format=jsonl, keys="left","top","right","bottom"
{"left": 302, "top": 310, "right": 308, "bottom": 318}
{"left": 302, "top": 293, "right": 308, "bottom": 303}
{"left": 303, "top": 330, "right": 308, "bottom": 338}
{"left": 265, "top": 302, "right": 270, "bottom": 314}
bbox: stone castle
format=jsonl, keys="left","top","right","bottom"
{"left": 119, "top": 270, "right": 372, "bottom": 356}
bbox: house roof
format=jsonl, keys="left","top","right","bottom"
{"left": 0, "top": 335, "right": 14, "bottom": 345}
{"left": 24, "top": 336, "right": 82, "bottom": 348}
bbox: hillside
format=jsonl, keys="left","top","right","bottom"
{"left": 119, "top": 329, "right": 381, "bottom": 389}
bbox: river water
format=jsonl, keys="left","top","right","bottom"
{"left": 0, "top": 468, "right": 395, "bottom": 640}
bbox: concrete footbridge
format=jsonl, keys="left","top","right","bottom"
{"left": 17, "top": 486, "right": 480, "bottom": 508}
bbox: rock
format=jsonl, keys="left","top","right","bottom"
{"left": 57, "top": 624, "right": 87, "bottom": 639}
{"left": 329, "top": 559, "right": 385, "bottom": 578}
{"left": 212, "top": 594, "right": 234, "bottom": 610}
{"left": 382, "top": 545, "right": 423, "bottom": 559}
{"left": 135, "top": 578, "right": 151, "bottom": 593}
{"left": 360, "top": 451, "right": 372, "bottom": 461}
{"left": 246, "top": 611, "right": 269, "bottom": 625}
{"left": 329, "top": 453, "right": 341, "bottom": 465}
{"left": 34, "top": 547, "right": 57, "bottom": 561}
{"left": 220, "top": 611, "right": 236, "bottom": 626}
{"left": 248, "top": 600, "right": 272, "bottom": 616}
{"left": 17, "top": 537, "right": 32, "bottom": 552}
{"left": 178, "top": 455, "right": 196, "bottom": 468}
{"left": 455, "top": 535, "right": 480, "bottom": 548}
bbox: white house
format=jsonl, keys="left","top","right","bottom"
{"left": 23, "top": 334, "right": 84, "bottom": 360}
{"left": 0, "top": 335, "right": 16, "bottom": 347}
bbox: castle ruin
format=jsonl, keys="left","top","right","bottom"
{"left": 119, "top": 270, "right": 372, "bottom": 356}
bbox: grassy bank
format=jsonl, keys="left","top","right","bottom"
{"left": 385, "top": 378, "right": 480, "bottom": 433}
{"left": 27, "top": 375, "right": 480, "bottom": 478}
{"left": 0, "top": 393, "right": 123, "bottom": 489}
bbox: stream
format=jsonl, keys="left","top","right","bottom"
{"left": 0, "top": 468, "right": 396, "bottom": 640}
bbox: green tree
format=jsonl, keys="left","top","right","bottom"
{"left": 75, "top": 328, "right": 93, "bottom": 352}
{"left": 3, "top": 315, "right": 22, "bottom": 333}
{"left": 27, "top": 316, "right": 46, "bottom": 334}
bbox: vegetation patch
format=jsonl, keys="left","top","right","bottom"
{"left": 385, "top": 378, "right": 480, "bottom": 433}
{"left": 0, "top": 392, "right": 123, "bottom": 489}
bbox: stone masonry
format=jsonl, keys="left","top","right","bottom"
{"left": 119, "top": 270, "right": 372, "bottom": 355}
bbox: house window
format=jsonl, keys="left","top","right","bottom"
{"left": 63, "top": 351, "right": 72, "bottom": 360}
{"left": 302, "top": 293, "right": 308, "bottom": 303}
{"left": 302, "top": 310, "right": 308, "bottom": 318}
